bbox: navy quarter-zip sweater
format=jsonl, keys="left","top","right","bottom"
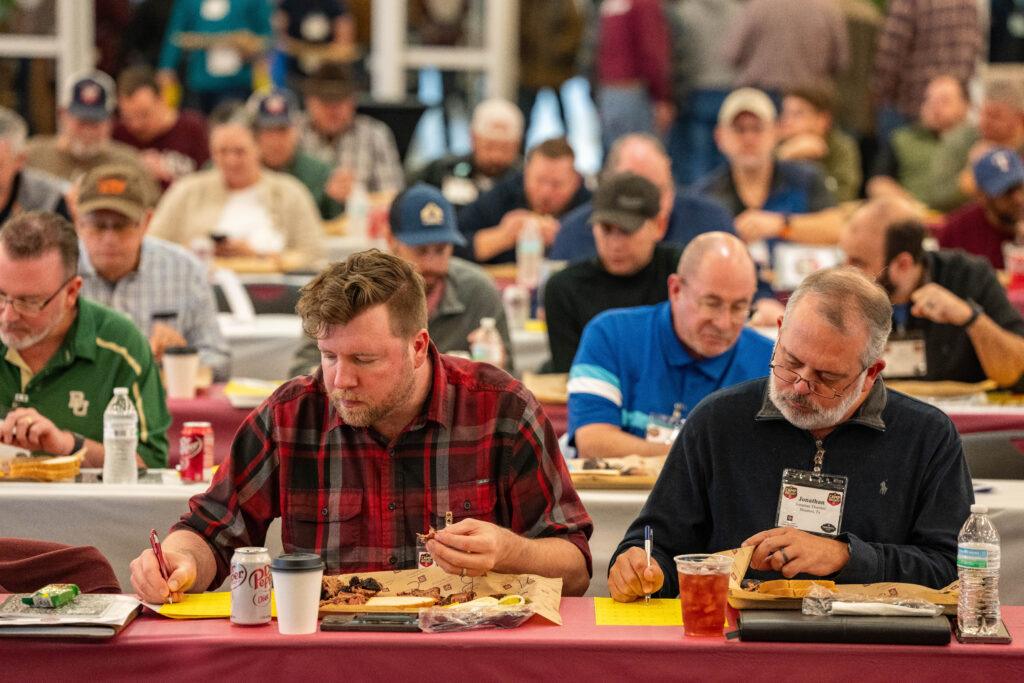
{"left": 613, "top": 378, "right": 973, "bottom": 597}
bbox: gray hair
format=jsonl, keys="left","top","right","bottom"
{"left": 0, "top": 107, "right": 28, "bottom": 154}
{"left": 783, "top": 267, "right": 893, "bottom": 367}
{"left": 0, "top": 211, "right": 80, "bottom": 279}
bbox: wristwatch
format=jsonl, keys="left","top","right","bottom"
{"left": 66, "top": 431, "right": 86, "bottom": 455}
{"left": 961, "top": 299, "right": 983, "bottom": 329}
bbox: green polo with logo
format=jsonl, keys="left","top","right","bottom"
{"left": 0, "top": 298, "right": 170, "bottom": 467}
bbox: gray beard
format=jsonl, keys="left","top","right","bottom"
{"left": 768, "top": 374, "right": 866, "bottom": 432}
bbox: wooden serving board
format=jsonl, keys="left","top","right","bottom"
{"left": 318, "top": 602, "right": 433, "bottom": 615}
{"left": 569, "top": 472, "right": 656, "bottom": 490}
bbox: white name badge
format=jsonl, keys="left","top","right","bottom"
{"left": 441, "top": 175, "right": 479, "bottom": 205}
{"left": 882, "top": 336, "right": 927, "bottom": 379}
{"left": 207, "top": 46, "right": 242, "bottom": 76}
{"left": 775, "top": 468, "right": 847, "bottom": 537}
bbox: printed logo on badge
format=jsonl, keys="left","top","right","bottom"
{"left": 827, "top": 492, "right": 842, "bottom": 506}
{"left": 783, "top": 485, "right": 798, "bottom": 499}
{"left": 68, "top": 391, "right": 89, "bottom": 417}
{"left": 820, "top": 523, "right": 837, "bottom": 534}
{"left": 418, "top": 551, "right": 434, "bottom": 568}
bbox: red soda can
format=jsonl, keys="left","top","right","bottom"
{"left": 178, "top": 421, "right": 213, "bottom": 482}
{"left": 230, "top": 547, "right": 272, "bottom": 625}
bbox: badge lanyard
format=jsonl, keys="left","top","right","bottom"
{"left": 774, "top": 441, "right": 848, "bottom": 537}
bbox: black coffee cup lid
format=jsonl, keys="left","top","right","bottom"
{"left": 163, "top": 346, "right": 198, "bottom": 355}
{"left": 270, "top": 553, "right": 324, "bottom": 572}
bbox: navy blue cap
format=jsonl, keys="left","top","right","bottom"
{"left": 974, "top": 147, "right": 1024, "bottom": 197}
{"left": 66, "top": 73, "right": 115, "bottom": 122}
{"left": 389, "top": 184, "right": 467, "bottom": 247}
{"left": 250, "top": 89, "right": 300, "bottom": 128}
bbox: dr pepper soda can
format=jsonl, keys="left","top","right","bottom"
{"left": 177, "top": 421, "right": 213, "bottom": 482}
{"left": 230, "top": 547, "right": 272, "bottom": 625}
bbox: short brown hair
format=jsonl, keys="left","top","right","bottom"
{"left": 785, "top": 85, "right": 837, "bottom": 116}
{"left": 0, "top": 211, "right": 79, "bottom": 278}
{"left": 117, "top": 65, "right": 160, "bottom": 98}
{"left": 297, "top": 249, "right": 427, "bottom": 339}
{"left": 527, "top": 136, "right": 575, "bottom": 163}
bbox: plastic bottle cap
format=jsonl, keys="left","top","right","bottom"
{"left": 480, "top": 317, "right": 495, "bottom": 328}
{"left": 970, "top": 504, "right": 988, "bottom": 514}
{"left": 113, "top": 387, "right": 128, "bottom": 395}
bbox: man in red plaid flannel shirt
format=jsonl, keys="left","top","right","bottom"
{"left": 131, "top": 250, "right": 593, "bottom": 601}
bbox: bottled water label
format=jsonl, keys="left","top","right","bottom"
{"left": 957, "top": 546, "right": 990, "bottom": 569}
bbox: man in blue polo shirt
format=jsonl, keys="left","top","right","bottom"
{"left": 568, "top": 231, "right": 773, "bottom": 459}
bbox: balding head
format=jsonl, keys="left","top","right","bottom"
{"left": 668, "top": 232, "right": 757, "bottom": 359}
{"left": 603, "top": 134, "right": 675, "bottom": 218}
{"left": 841, "top": 197, "right": 923, "bottom": 275}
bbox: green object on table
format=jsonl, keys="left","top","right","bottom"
{"left": 21, "top": 583, "right": 80, "bottom": 608}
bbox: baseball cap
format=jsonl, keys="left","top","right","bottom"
{"left": 63, "top": 71, "right": 116, "bottom": 122}
{"left": 470, "top": 98, "right": 524, "bottom": 142}
{"left": 249, "top": 89, "right": 300, "bottom": 128}
{"left": 718, "top": 87, "right": 777, "bottom": 125}
{"left": 301, "top": 62, "right": 358, "bottom": 101}
{"left": 77, "top": 163, "right": 156, "bottom": 222}
{"left": 590, "top": 172, "right": 661, "bottom": 232}
{"left": 974, "top": 147, "right": 1024, "bottom": 197}
{"left": 389, "top": 183, "right": 467, "bottom": 247}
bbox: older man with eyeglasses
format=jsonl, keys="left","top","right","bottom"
{"left": 608, "top": 267, "right": 973, "bottom": 602}
{"left": 567, "top": 231, "right": 773, "bottom": 459}
{"left": 0, "top": 211, "right": 169, "bottom": 468}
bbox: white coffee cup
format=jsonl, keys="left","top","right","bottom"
{"left": 163, "top": 347, "right": 200, "bottom": 400}
{"left": 270, "top": 553, "right": 325, "bottom": 635}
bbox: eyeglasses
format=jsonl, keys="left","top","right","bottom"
{"left": 695, "top": 296, "right": 753, "bottom": 321}
{"left": 768, "top": 356, "right": 867, "bottom": 400}
{"left": 0, "top": 275, "right": 75, "bottom": 315}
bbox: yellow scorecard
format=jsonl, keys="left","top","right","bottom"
{"left": 153, "top": 591, "right": 278, "bottom": 619}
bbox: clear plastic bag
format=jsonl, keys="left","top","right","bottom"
{"left": 801, "top": 583, "right": 944, "bottom": 617}
{"left": 417, "top": 605, "right": 536, "bottom": 633}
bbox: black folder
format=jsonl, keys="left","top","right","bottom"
{"left": 738, "top": 610, "right": 952, "bottom": 646}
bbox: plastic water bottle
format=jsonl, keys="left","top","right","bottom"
{"left": 516, "top": 217, "right": 543, "bottom": 290}
{"left": 102, "top": 387, "right": 138, "bottom": 485}
{"left": 957, "top": 504, "right": 1001, "bottom": 636}
{"left": 347, "top": 181, "right": 370, "bottom": 239}
{"left": 471, "top": 317, "right": 503, "bottom": 366}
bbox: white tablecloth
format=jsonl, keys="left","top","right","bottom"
{"left": 4, "top": 476, "right": 1019, "bottom": 604}
{"left": 218, "top": 314, "right": 304, "bottom": 381}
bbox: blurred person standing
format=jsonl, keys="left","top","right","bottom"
{"left": 24, "top": 72, "right": 143, "bottom": 183}
{"left": 273, "top": 0, "right": 355, "bottom": 92}
{"left": 666, "top": 0, "right": 743, "bottom": 185}
{"left": 148, "top": 103, "right": 324, "bottom": 269}
{"left": 157, "top": 0, "right": 273, "bottom": 114}
{"left": 872, "top": 0, "right": 983, "bottom": 145}
{"left": 518, "top": 0, "right": 584, "bottom": 140}
{"left": 113, "top": 65, "right": 210, "bottom": 190}
{"left": 592, "top": 0, "right": 674, "bottom": 152}
{"left": 723, "top": 0, "right": 849, "bottom": 95}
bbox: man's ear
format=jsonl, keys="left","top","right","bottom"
{"left": 140, "top": 209, "right": 154, "bottom": 234}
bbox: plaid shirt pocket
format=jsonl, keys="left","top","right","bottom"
{"left": 441, "top": 479, "right": 499, "bottom": 527}
{"left": 284, "top": 488, "right": 363, "bottom": 572}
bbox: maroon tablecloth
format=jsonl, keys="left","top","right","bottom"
{"left": 166, "top": 385, "right": 251, "bottom": 467}
{"left": 541, "top": 402, "right": 1024, "bottom": 439}
{"left": 2, "top": 598, "right": 1021, "bottom": 679}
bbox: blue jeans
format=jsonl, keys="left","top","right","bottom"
{"left": 598, "top": 85, "right": 654, "bottom": 153}
{"left": 668, "top": 88, "right": 729, "bottom": 186}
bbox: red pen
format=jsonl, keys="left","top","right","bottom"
{"left": 149, "top": 529, "right": 175, "bottom": 604}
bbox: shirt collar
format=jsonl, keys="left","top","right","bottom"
{"left": 434, "top": 274, "right": 465, "bottom": 318}
{"left": 755, "top": 376, "right": 888, "bottom": 432}
{"left": 656, "top": 301, "right": 738, "bottom": 380}
{"left": 77, "top": 240, "right": 148, "bottom": 283}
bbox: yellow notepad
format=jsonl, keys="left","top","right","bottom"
{"left": 154, "top": 591, "right": 277, "bottom": 619}
{"left": 593, "top": 597, "right": 682, "bottom": 626}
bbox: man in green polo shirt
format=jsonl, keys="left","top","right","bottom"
{"left": 0, "top": 210, "right": 169, "bottom": 467}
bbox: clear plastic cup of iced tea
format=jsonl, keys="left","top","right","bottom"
{"left": 674, "top": 553, "right": 733, "bottom": 637}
